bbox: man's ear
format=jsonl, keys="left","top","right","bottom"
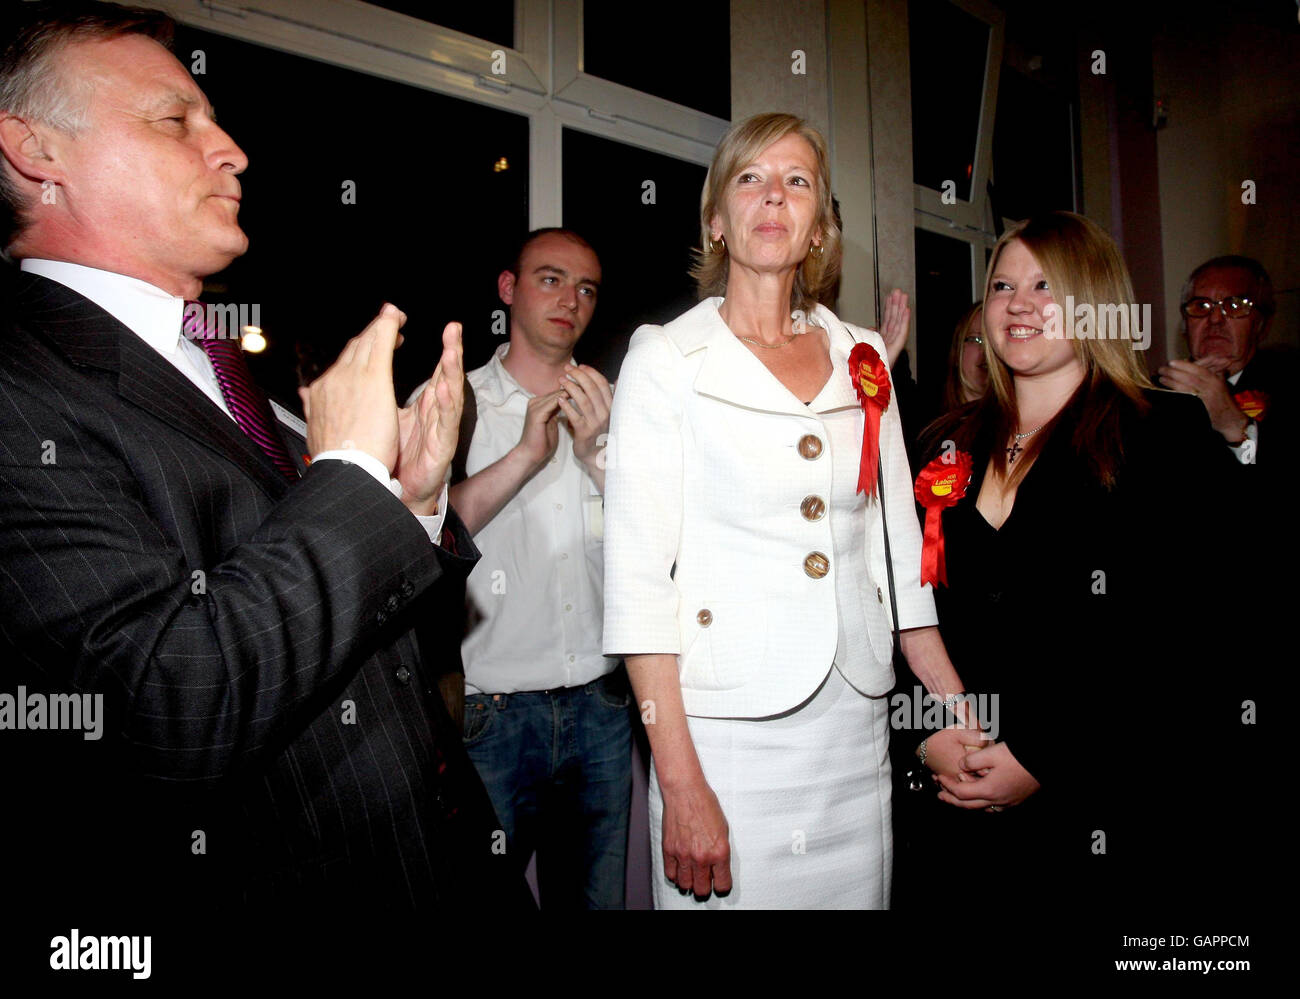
{"left": 497, "top": 269, "right": 516, "bottom": 306}
{"left": 0, "top": 113, "right": 64, "bottom": 186}
{"left": 1251, "top": 313, "right": 1272, "bottom": 347}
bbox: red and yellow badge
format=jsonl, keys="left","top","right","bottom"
{"left": 1233, "top": 389, "right": 1268, "bottom": 421}
{"left": 913, "top": 450, "right": 974, "bottom": 587}
{"left": 848, "top": 343, "right": 891, "bottom": 497}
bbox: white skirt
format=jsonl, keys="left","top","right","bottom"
{"left": 649, "top": 666, "right": 892, "bottom": 910}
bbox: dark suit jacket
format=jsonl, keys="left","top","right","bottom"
{"left": 1233, "top": 347, "right": 1297, "bottom": 481}
{"left": 0, "top": 270, "right": 531, "bottom": 920}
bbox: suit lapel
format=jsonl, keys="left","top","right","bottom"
{"left": 15, "top": 272, "right": 293, "bottom": 500}
{"left": 812, "top": 306, "right": 867, "bottom": 413}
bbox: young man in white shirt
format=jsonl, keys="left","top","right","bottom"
{"left": 413, "top": 228, "right": 630, "bottom": 908}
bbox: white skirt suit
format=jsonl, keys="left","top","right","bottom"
{"left": 603, "top": 299, "right": 937, "bottom": 909}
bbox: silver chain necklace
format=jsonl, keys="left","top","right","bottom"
{"left": 1006, "top": 424, "right": 1043, "bottom": 464}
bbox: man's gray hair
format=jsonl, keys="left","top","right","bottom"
{"left": 1179, "top": 254, "right": 1275, "bottom": 320}
{"left": 0, "top": 2, "right": 174, "bottom": 249}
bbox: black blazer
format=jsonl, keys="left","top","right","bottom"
{"left": 909, "top": 389, "right": 1258, "bottom": 910}
{"left": 0, "top": 270, "right": 530, "bottom": 919}
{"left": 1233, "top": 347, "right": 1297, "bottom": 484}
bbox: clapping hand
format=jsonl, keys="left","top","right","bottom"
{"left": 394, "top": 321, "right": 465, "bottom": 516}
{"left": 301, "top": 303, "right": 407, "bottom": 472}
{"left": 557, "top": 363, "right": 612, "bottom": 488}
{"left": 516, "top": 389, "right": 564, "bottom": 470}
{"left": 880, "top": 288, "right": 911, "bottom": 368}
{"left": 1157, "top": 356, "right": 1248, "bottom": 441}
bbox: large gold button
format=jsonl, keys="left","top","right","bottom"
{"left": 800, "top": 495, "right": 826, "bottom": 521}
{"left": 803, "top": 552, "right": 830, "bottom": 579}
{"left": 797, "top": 434, "right": 823, "bottom": 460}
{"left": 696, "top": 609, "right": 713, "bottom": 627}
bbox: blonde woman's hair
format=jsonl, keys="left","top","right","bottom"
{"left": 927, "top": 212, "right": 1153, "bottom": 489}
{"left": 690, "top": 112, "right": 841, "bottom": 315}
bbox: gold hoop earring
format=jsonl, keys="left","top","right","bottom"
{"left": 810, "top": 242, "right": 824, "bottom": 259}
{"left": 709, "top": 234, "right": 726, "bottom": 253}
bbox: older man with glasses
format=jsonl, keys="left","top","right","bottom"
{"left": 1158, "top": 254, "right": 1294, "bottom": 468}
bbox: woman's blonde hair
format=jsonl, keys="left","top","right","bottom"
{"left": 690, "top": 112, "right": 841, "bottom": 315}
{"left": 927, "top": 212, "right": 1153, "bottom": 489}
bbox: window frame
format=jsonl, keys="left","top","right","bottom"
{"left": 911, "top": 0, "right": 1006, "bottom": 299}
{"left": 158, "top": 0, "right": 725, "bottom": 231}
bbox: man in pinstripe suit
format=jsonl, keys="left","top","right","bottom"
{"left": 0, "top": 2, "right": 530, "bottom": 922}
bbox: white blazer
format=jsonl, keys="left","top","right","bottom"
{"left": 603, "top": 298, "right": 937, "bottom": 718}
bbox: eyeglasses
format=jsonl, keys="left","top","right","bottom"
{"left": 963, "top": 335, "right": 984, "bottom": 346}
{"left": 1180, "top": 296, "right": 1255, "bottom": 320}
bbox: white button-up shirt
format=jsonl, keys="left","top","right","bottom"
{"left": 461, "top": 345, "right": 614, "bottom": 694}
{"left": 1226, "top": 369, "right": 1259, "bottom": 463}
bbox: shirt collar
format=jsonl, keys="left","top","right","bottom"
{"left": 20, "top": 259, "right": 186, "bottom": 356}
{"left": 475, "top": 344, "right": 527, "bottom": 407}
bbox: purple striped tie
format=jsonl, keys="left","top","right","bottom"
{"left": 185, "top": 302, "right": 298, "bottom": 481}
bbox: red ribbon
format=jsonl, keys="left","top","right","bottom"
{"left": 1233, "top": 389, "right": 1268, "bottom": 421}
{"left": 849, "top": 343, "right": 891, "bottom": 497}
{"left": 913, "top": 451, "right": 974, "bottom": 587}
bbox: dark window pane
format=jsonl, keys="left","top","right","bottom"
{"left": 915, "top": 228, "right": 978, "bottom": 405}
{"left": 991, "top": 69, "right": 1076, "bottom": 221}
{"left": 909, "top": 0, "right": 989, "bottom": 201}
{"left": 562, "top": 129, "right": 707, "bottom": 379}
{"left": 584, "top": 1, "right": 729, "bottom": 119}
{"left": 365, "top": 1, "right": 513, "bottom": 49}
{"left": 175, "top": 25, "right": 528, "bottom": 405}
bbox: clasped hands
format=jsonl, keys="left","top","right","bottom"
{"left": 919, "top": 723, "right": 1041, "bottom": 812}
{"left": 299, "top": 304, "right": 464, "bottom": 517}
{"left": 516, "top": 363, "right": 612, "bottom": 484}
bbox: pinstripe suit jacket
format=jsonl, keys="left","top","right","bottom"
{"left": 0, "top": 270, "right": 528, "bottom": 915}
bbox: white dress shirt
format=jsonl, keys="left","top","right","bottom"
{"left": 457, "top": 345, "right": 614, "bottom": 694}
{"left": 20, "top": 259, "right": 446, "bottom": 537}
{"left": 1226, "top": 368, "right": 1259, "bottom": 464}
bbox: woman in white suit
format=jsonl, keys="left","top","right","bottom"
{"left": 603, "top": 113, "right": 975, "bottom": 909}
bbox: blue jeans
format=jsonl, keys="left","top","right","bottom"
{"left": 463, "top": 669, "right": 633, "bottom": 909}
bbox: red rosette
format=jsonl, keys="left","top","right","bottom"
{"left": 848, "top": 342, "right": 892, "bottom": 497}
{"left": 1233, "top": 389, "right": 1268, "bottom": 421}
{"left": 913, "top": 450, "right": 974, "bottom": 587}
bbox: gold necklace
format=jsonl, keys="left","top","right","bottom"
{"left": 738, "top": 333, "right": 796, "bottom": 349}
